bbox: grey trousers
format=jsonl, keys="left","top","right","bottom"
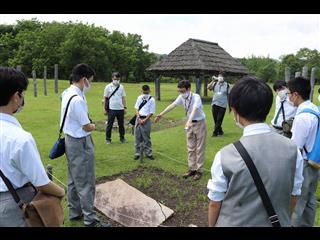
{"left": 291, "top": 161, "right": 319, "bottom": 227}
{"left": 65, "top": 134, "right": 98, "bottom": 225}
{"left": 0, "top": 185, "right": 36, "bottom": 227}
{"left": 134, "top": 119, "right": 152, "bottom": 157}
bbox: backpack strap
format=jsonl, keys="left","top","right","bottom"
{"left": 108, "top": 85, "right": 120, "bottom": 99}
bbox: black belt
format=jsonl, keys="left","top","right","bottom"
{"left": 139, "top": 116, "right": 147, "bottom": 119}
{"left": 192, "top": 119, "right": 203, "bottom": 123}
{"left": 272, "top": 125, "right": 283, "bottom": 130}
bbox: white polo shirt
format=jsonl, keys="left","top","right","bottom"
{"left": 103, "top": 83, "right": 126, "bottom": 110}
{"left": 173, "top": 92, "right": 206, "bottom": 121}
{"left": 271, "top": 95, "right": 297, "bottom": 127}
{"left": 0, "top": 113, "right": 50, "bottom": 192}
{"left": 60, "top": 85, "right": 91, "bottom": 138}
{"left": 134, "top": 95, "right": 156, "bottom": 116}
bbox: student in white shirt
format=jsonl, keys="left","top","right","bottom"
{"left": 155, "top": 80, "right": 207, "bottom": 181}
{"left": 103, "top": 72, "right": 128, "bottom": 144}
{"left": 270, "top": 80, "right": 297, "bottom": 137}
{"left": 207, "top": 76, "right": 303, "bottom": 227}
{"left": 288, "top": 77, "right": 320, "bottom": 227}
{"left": 133, "top": 85, "right": 156, "bottom": 160}
{"left": 61, "top": 63, "right": 109, "bottom": 227}
{"left": 0, "top": 67, "right": 65, "bottom": 227}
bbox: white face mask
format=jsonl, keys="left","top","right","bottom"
{"left": 143, "top": 94, "right": 150, "bottom": 99}
{"left": 278, "top": 89, "right": 287, "bottom": 101}
{"left": 217, "top": 76, "right": 224, "bottom": 82}
{"left": 181, "top": 92, "right": 189, "bottom": 99}
{"left": 318, "top": 95, "right": 320, "bottom": 102}
{"left": 234, "top": 113, "right": 244, "bottom": 129}
{"left": 83, "top": 79, "right": 91, "bottom": 93}
{"left": 13, "top": 94, "right": 25, "bottom": 114}
{"left": 113, "top": 80, "right": 120, "bottom": 86}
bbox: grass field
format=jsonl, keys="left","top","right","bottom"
{"left": 15, "top": 78, "right": 320, "bottom": 227}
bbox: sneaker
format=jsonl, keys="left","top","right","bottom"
{"left": 182, "top": 170, "right": 196, "bottom": 179}
{"left": 106, "top": 140, "right": 112, "bottom": 144}
{"left": 147, "top": 155, "right": 155, "bottom": 160}
{"left": 69, "top": 214, "right": 83, "bottom": 221}
{"left": 212, "top": 132, "right": 218, "bottom": 137}
{"left": 120, "top": 138, "right": 128, "bottom": 143}
{"left": 85, "top": 220, "right": 111, "bottom": 227}
{"left": 134, "top": 155, "right": 140, "bottom": 160}
{"left": 192, "top": 172, "right": 202, "bottom": 181}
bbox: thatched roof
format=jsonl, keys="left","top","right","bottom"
{"left": 147, "top": 38, "right": 249, "bottom": 76}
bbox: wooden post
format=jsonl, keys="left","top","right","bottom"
{"left": 16, "top": 65, "right": 22, "bottom": 72}
{"left": 195, "top": 74, "right": 201, "bottom": 95}
{"left": 203, "top": 75, "right": 208, "bottom": 97}
{"left": 54, "top": 64, "right": 58, "bottom": 93}
{"left": 154, "top": 75, "right": 161, "bottom": 101}
{"left": 302, "top": 66, "right": 308, "bottom": 79}
{"left": 295, "top": 72, "right": 301, "bottom": 77}
{"left": 43, "top": 66, "right": 47, "bottom": 96}
{"left": 310, "top": 67, "right": 316, "bottom": 102}
{"left": 285, "top": 67, "right": 290, "bottom": 83}
{"left": 32, "top": 70, "right": 37, "bottom": 97}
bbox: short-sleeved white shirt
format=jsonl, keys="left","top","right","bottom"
{"left": 60, "top": 85, "right": 91, "bottom": 138}
{"left": 134, "top": 95, "right": 156, "bottom": 116}
{"left": 173, "top": 92, "right": 205, "bottom": 121}
{"left": 103, "top": 83, "right": 126, "bottom": 110}
{"left": 0, "top": 113, "right": 50, "bottom": 191}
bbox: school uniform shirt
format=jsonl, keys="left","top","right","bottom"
{"left": 134, "top": 95, "right": 156, "bottom": 116}
{"left": 60, "top": 85, "right": 91, "bottom": 138}
{"left": 212, "top": 81, "right": 230, "bottom": 108}
{"left": 291, "top": 100, "right": 319, "bottom": 159}
{"left": 271, "top": 95, "right": 297, "bottom": 127}
{"left": 207, "top": 123, "right": 304, "bottom": 202}
{"left": 173, "top": 92, "right": 205, "bottom": 121}
{"left": 103, "top": 83, "right": 126, "bottom": 110}
{"left": 0, "top": 113, "right": 50, "bottom": 191}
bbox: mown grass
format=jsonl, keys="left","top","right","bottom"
{"left": 16, "top": 78, "right": 320, "bottom": 227}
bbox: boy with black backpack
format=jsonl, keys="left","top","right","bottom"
{"left": 133, "top": 85, "right": 156, "bottom": 160}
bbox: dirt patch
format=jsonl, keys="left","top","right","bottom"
{"left": 95, "top": 166, "right": 209, "bottom": 227}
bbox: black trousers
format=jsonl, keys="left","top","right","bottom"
{"left": 106, "top": 109, "right": 125, "bottom": 141}
{"left": 212, "top": 104, "right": 226, "bottom": 135}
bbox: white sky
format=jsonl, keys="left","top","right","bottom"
{"left": 1, "top": 14, "right": 319, "bottom": 60}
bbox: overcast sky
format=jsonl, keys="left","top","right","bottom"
{"left": 1, "top": 14, "right": 319, "bottom": 60}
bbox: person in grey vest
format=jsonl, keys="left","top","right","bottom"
{"left": 207, "top": 71, "right": 230, "bottom": 137}
{"left": 288, "top": 77, "right": 320, "bottom": 227}
{"left": 61, "top": 64, "right": 110, "bottom": 227}
{"left": 134, "top": 85, "right": 156, "bottom": 160}
{"left": 0, "top": 67, "right": 65, "bottom": 227}
{"left": 207, "top": 76, "right": 304, "bottom": 227}
{"left": 270, "top": 80, "right": 296, "bottom": 137}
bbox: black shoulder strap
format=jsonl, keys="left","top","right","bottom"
{"left": 108, "top": 85, "right": 120, "bottom": 99}
{"left": 138, "top": 96, "right": 152, "bottom": 111}
{"left": 60, "top": 95, "right": 77, "bottom": 135}
{"left": 233, "top": 141, "right": 281, "bottom": 227}
{"left": 212, "top": 81, "right": 218, "bottom": 91}
{"left": 0, "top": 170, "right": 24, "bottom": 208}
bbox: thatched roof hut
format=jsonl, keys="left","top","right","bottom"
{"left": 147, "top": 38, "right": 248, "bottom": 100}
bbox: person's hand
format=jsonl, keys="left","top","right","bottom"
{"left": 91, "top": 123, "right": 96, "bottom": 131}
{"left": 139, "top": 119, "right": 146, "bottom": 125}
{"left": 185, "top": 120, "right": 192, "bottom": 129}
{"left": 155, "top": 114, "right": 162, "bottom": 123}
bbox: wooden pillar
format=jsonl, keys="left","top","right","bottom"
{"left": 154, "top": 74, "right": 161, "bottom": 101}
{"left": 54, "top": 64, "right": 58, "bottom": 93}
{"left": 295, "top": 72, "right": 301, "bottom": 77}
{"left": 46, "top": 164, "right": 53, "bottom": 181}
{"left": 302, "top": 66, "right": 308, "bottom": 79}
{"left": 32, "top": 70, "right": 37, "bottom": 97}
{"left": 285, "top": 67, "right": 290, "bottom": 83}
{"left": 16, "top": 65, "right": 22, "bottom": 72}
{"left": 43, "top": 66, "right": 47, "bottom": 96}
{"left": 309, "top": 67, "right": 316, "bottom": 102}
{"left": 195, "top": 74, "right": 201, "bottom": 95}
{"left": 203, "top": 75, "right": 208, "bottom": 97}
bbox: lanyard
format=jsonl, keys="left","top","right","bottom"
{"left": 184, "top": 93, "right": 193, "bottom": 116}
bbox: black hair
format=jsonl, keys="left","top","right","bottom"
{"left": 0, "top": 67, "right": 29, "bottom": 106}
{"left": 177, "top": 80, "right": 191, "bottom": 89}
{"left": 112, "top": 72, "right": 121, "bottom": 78}
{"left": 287, "top": 77, "right": 311, "bottom": 100}
{"left": 228, "top": 76, "right": 273, "bottom": 122}
{"left": 142, "top": 85, "right": 150, "bottom": 91}
{"left": 273, "top": 80, "right": 287, "bottom": 92}
{"left": 70, "top": 63, "right": 95, "bottom": 83}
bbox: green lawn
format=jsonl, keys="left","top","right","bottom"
{"left": 16, "top": 79, "right": 320, "bottom": 227}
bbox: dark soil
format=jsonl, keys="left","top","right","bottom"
{"left": 95, "top": 166, "right": 209, "bottom": 227}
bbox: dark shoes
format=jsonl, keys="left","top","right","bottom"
{"left": 70, "top": 214, "right": 83, "bottom": 221}
{"left": 134, "top": 155, "right": 140, "bottom": 160}
{"left": 106, "top": 140, "right": 112, "bottom": 144}
{"left": 212, "top": 131, "right": 224, "bottom": 137}
{"left": 85, "top": 220, "right": 111, "bottom": 227}
{"left": 183, "top": 170, "right": 197, "bottom": 179}
{"left": 120, "top": 138, "right": 128, "bottom": 143}
{"left": 147, "top": 155, "right": 155, "bottom": 160}
{"left": 192, "top": 172, "right": 202, "bottom": 181}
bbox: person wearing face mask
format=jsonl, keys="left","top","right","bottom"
{"left": 207, "top": 76, "right": 303, "bottom": 227}
{"left": 0, "top": 67, "right": 65, "bottom": 227}
{"left": 60, "top": 64, "right": 109, "bottom": 227}
{"left": 155, "top": 80, "right": 207, "bottom": 181}
{"left": 103, "top": 72, "right": 128, "bottom": 144}
{"left": 287, "top": 77, "right": 320, "bottom": 227}
{"left": 270, "top": 80, "right": 297, "bottom": 137}
{"left": 133, "top": 85, "right": 156, "bottom": 160}
{"left": 207, "top": 71, "right": 230, "bottom": 137}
